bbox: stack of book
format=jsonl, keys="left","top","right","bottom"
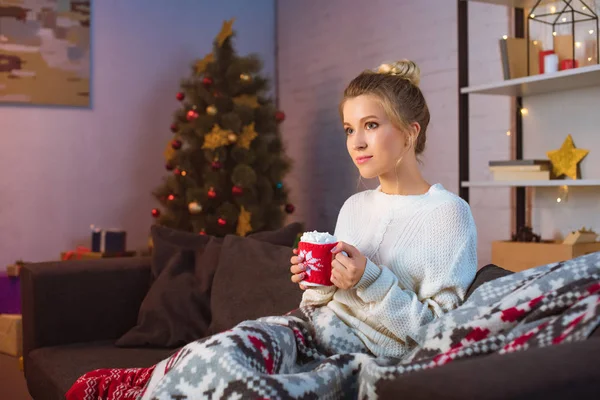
{"left": 489, "top": 160, "right": 552, "bottom": 181}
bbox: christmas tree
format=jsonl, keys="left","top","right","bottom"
{"left": 152, "top": 19, "right": 294, "bottom": 237}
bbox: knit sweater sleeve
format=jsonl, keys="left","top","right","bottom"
{"left": 353, "top": 199, "right": 477, "bottom": 342}
{"left": 299, "top": 197, "right": 355, "bottom": 307}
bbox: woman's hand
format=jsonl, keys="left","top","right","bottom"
{"left": 290, "top": 248, "right": 308, "bottom": 290}
{"left": 330, "top": 241, "right": 367, "bottom": 289}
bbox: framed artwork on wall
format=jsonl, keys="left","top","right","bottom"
{"left": 0, "top": 0, "right": 91, "bottom": 107}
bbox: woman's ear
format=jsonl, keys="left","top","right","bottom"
{"left": 407, "top": 122, "right": 421, "bottom": 148}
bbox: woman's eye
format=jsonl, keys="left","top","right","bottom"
{"left": 345, "top": 127, "right": 354, "bottom": 135}
{"left": 365, "top": 121, "right": 379, "bottom": 130}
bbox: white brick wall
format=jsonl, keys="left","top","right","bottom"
{"left": 278, "top": 0, "right": 513, "bottom": 267}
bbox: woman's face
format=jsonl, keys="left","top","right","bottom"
{"left": 342, "top": 95, "right": 408, "bottom": 179}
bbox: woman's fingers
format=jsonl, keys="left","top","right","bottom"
{"left": 290, "top": 263, "right": 306, "bottom": 274}
{"left": 290, "top": 272, "right": 306, "bottom": 283}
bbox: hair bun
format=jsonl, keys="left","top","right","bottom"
{"left": 376, "top": 59, "right": 420, "bottom": 86}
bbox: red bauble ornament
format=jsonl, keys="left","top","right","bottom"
{"left": 203, "top": 77, "right": 213, "bottom": 86}
{"left": 167, "top": 194, "right": 175, "bottom": 201}
{"left": 170, "top": 123, "right": 178, "bottom": 133}
{"left": 151, "top": 208, "right": 160, "bottom": 218}
{"left": 208, "top": 187, "right": 217, "bottom": 199}
{"left": 218, "top": 218, "right": 227, "bottom": 226}
{"left": 171, "top": 139, "right": 182, "bottom": 150}
{"left": 285, "top": 203, "right": 295, "bottom": 214}
{"left": 176, "top": 92, "right": 185, "bottom": 101}
{"left": 211, "top": 161, "right": 222, "bottom": 170}
{"left": 199, "top": 230, "right": 207, "bottom": 236}
{"left": 186, "top": 110, "right": 199, "bottom": 121}
{"left": 232, "top": 185, "right": 244, "bottom": 196}
{"left": 165, "top": 163, "right": 174, "bottom": 171}
{"left": 275, "top": 111, "right": 286, "bottom": 122}
{"left": 174, "top": 168, "right": 181, "bottom": 176}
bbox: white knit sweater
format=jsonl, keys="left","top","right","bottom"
{"left": 300, "top": 183, "right": 477, "bottom": 358}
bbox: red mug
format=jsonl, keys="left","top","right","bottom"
{"left": 297, "top": 241, "right": 337, "bottom": 286}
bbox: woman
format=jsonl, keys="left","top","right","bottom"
{"left": 67, "top": 60, "right": 477, "bottom": 400}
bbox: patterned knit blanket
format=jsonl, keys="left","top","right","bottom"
{"left": 66, "top": 252, "right": 600, "bottom": 400}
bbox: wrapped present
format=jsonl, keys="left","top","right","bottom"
{"left": 61, "top": 246, "right": 92, "bottom": 261}
{"left": 0, "top": 314, "right": 23, "bottom": 357}
{"left": 0, "top": 273, "right": 20, "bottom": 314}
{"left": 91, "top": 226, "right": 127, "bottom": 253}
{"left": 61, "top": 248, "right": 136, "bottom": 261}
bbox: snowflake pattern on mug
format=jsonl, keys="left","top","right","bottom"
{"left": 298, "top": 250, "right": 323, "bottom": 276}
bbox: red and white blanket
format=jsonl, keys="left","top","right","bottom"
{"left": 67, "top": 252, "right": 600, "bottom": 400}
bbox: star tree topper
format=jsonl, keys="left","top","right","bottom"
{"left": 546, "top": 134, "right": 589, "bottom": 180}
{"left": 216, "top": 18, "right": 235, "bottom": 47}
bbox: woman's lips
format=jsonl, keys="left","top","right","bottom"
{"left": 355, "top": 156, "right": 373, "bottom": 165}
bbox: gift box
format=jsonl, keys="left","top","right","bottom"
{"left": 61, "top": 249, "right": 136, "bottom": 261}
{"left": 0, "top": 314, "right": 23, "bottom": 357}
{"left": 91, "top": 227, "right": 127, "bottom": 253}
{"left": 0, "top": 272, "right": 20, "bottom": 314}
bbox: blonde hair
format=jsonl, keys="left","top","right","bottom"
{"left": 339, "top": 59, "right": 430, "bottom": 155}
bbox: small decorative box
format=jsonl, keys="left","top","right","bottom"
{"left": 91, "top": 225, "right": 127, "bottom": 253}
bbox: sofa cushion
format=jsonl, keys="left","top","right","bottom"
{"left": 25, "top": 341, "right": 174, "bottom": 400}
{"left": 117, "top": 223, "right": 304, "bottom": 348}
{"left": 465, "top": 263, "right": 513, "bottom": 301}
{"left": 375, "top": 337, "right": 600, "bottom": 399}
{"left": 207, "top": 235, "right": 304, "bottom": 335}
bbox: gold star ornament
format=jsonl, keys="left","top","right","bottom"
{"left": 202, "top": 124, "right": 233, "bottom": 150}
{"left": 164, "top": 139, "right": 175, "bottom": 161}
{"left": 546, "top": 134, "right": 589, "bottom": 180}
{"left": 237, "top": 123, "right": 258, "bottom": 149}
{"left": 236, "top": 206, "right": 252, "bottom": 237}
{"left": 233, "top": 95, "right": 259, "bottom": 109}
{"left": 195, "top": 53, "right": 214, "bottom": 75}
{"left": 216, "top": 18, "right": 235, "bottom": 47}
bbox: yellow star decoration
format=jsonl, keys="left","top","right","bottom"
{"left": 546, "top": 134, "right": 589, "bottom": 180}
{"left": 202, "top": 124, "right": 233, "bottom": 150}
{"left": 164, "top": 138, "right": 175, "bottom": 161}
{"left": 216, "top": 18, "right": 235, "bottom": 47}
{"left": 233, "top": 95, "right": 259, "bottom": 109}
{"left": 195, "top": 53, "right": 214, "bottom": 75}
{"left": 236, "top": 206, "right": 252, "bottom": 237}
{"left": 237, "top": 123, "right": 258, "bottom": 150}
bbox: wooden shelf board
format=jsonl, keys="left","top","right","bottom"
{"left": 461, "top": 0, "right": 562, "bottom": 8}
{"left": 462, "top": 179, "right": 600, "bottom": 187}
{"left": 461, "top": 64, "right": 600, "bottom": 96}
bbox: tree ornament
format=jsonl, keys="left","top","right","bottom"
{"left": 165, "top": 163, "right": 174, "bottom": 171}
{"left": 174, "top": 168, "right": 181, "bottom": 176}
{"left": 167, "top": 194, "right": 175, "bottom": 201}
{"left": 206, "top": 105, "right": 218, "bottom": 116}
{"left": 228, "top": 133, "right": 238, "bottom": 143}
{"left": 176, "top": 92, "right": 185, "bottom": 101}
{"left": 285, "top": 204, "right": 295, "bottom": 214}
{"left": 186, "top": 110, "right": 199, "bottom": 121}
{"left": 170, "top": 123, "right": 178, "bottom": 133}
{"left": 236, "top": 206, "right": 252, "bottom": 237}
{"left": 171, "top": 139, "right": 182, "bottom": 150}
{"left": 164, "top": 139, "right": 175, "bottom": 162}
{"left": 202, "top": 124, "right": 233, "bottom": 150}
{"left": 546, "top": 134, "right": 589, "bottom": 180}
{"left": 275, "top": 111, "right": 286, "bottom": 122}
{"left": 216, "top": 18, "right": 235, "bottom": 47}
{"left": 188, "top": 201, "right": 203, "bottom": 214}
{"left": 211, "top": 160, "right": 223, "bottom": 170}
{"left": 240, "top": 73, "right": 251, "bottom": 82}
{"left": 233, "top": 95, "right": 260, "bottom": 109}
{"left": 237, "top": 122, "right": 258, "bottom": 149}
{"left": 199, "top": 230, "right": 207, "bottom": 236}
{"left": 213, "top": 90, "right": 220, "bottom": 98}
{"left": 195, "top": 53, "right": 214, "bottom": 75}
{"left": 208, "top": 187, "right": 217, "bottom": 199}
{"left": 276, "top": 182, "right": 283, "bottom": 189}
{"left": 232, "top": 185, "right": 244, "bottom": 196}
{"left": 218, "top": 217, "right": 227, "bottom": 226}
{"left": 202, "top": 76, "right": 213, "bottom": 86}
{"left": 180, "top": 170, "right": 187, "bottom": 176}
{"left": 151, "top": 208, "right": 160, "bottom": 218}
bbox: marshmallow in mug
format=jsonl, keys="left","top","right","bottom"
{"left": 299, "top": 231, "right": 348, "bottom": 256}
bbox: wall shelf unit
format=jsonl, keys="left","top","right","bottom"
{"left": 457, "top": 0, "right": 599, "bottom": 231}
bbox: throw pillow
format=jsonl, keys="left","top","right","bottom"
{"left": 116, "top": 223, "right": 305, "bottom": 348}
{"left": 207, "top": 235, "right": 304, "bottom": 336}
{"left": 464, "top": 263, "right": 513, "bottom": 301}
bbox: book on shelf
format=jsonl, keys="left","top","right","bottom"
{"left": 499, "top": 37, "right": 541, "bottom": 79}
{"left": 488, "top": 159, "right": 551, "bottom": 167}
{"left": 492, "top": 170, "right": 551, "bottom": 181}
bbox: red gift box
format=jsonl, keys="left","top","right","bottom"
{"left": 560, "top": 59, "right": 579, "bottom": 70}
